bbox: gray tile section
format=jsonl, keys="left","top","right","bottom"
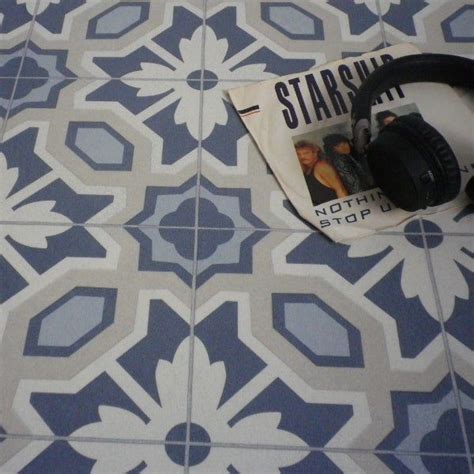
{"left": 95, "top": 6, "right": 142, "bottom": 35}
{"left": 450, "top": 9, "right": 474, "bottom": 38}
{"left": 269, "top": 6, "right": 316, "bottom": 35}
{"left": 75, "top": 128, "right": 125, "bottom": 165}
{"left": 38, "top": 296, "right": 105, "bottom": 347}
{"left": 284, "top": 302, "right": 351, "bottom": 357}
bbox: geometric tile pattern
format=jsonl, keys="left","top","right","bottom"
{"left": 1, "top": 1, "right": 473, "bottom": 472}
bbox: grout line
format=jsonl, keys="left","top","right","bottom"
{"left": 374, "top": 0, "right": 388, "bottom": 47}
{"left": 183, "top": 1, "right": 208, "bottom": 471}
{"left": 0, "top": 75, "right": 260, "bottom": 83}
{"left": 0, "top": 0, "right": 39, "bottom": 142}
{"left": 0, "top": 432, "right": 471, "bottom": 458}
{"left": 0, "top": 220, "right": 473, "bottom": 237}
{"left": 420, "top": 222, "right": 473, "bottom": 473}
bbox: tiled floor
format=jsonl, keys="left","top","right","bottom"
{"left": 0, "top": 0, "right": 473, "bottom": 472}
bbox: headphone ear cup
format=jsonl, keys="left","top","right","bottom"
{"left": 400, "top": 114, "right": 461, "bottom": 205}
{"left": 367, "top": 114, "right": 461, "bottom": 211}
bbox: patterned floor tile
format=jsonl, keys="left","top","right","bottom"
{"left": 1, "top": 78, "right": 200, "bottom": 225}
{"left": 204, "top": 0, "right": 385, "bottom": 81}
{"left": 1, "top": 224, "right": 193, "bottom": 444}
{"left": 381, "top": 0, "right": 474, "bottom": 57}
{"left": 190, "top": 447, "right": 473, "bottom": 473}
{"left": 191, "top": 229, "right": 471, "bottom": 453}
{"left": 22, "top": 0, "right": 205, "bottom": 79}
{"left": 0, "top": 438, "right": 184, "bottom": 473}
{"left": 420, "top": 205, "right": 474, "bottom": 235}
{"left": 0, "top": 1, "right": 32, "bottom": 79}
{"left": 427, "top": 234, "right": 474, "bottom": 454}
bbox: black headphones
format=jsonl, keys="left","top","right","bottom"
{"left": 351, "top": 54, "right": 474, "bottom": 211}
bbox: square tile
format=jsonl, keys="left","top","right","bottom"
{"left": 23, "top": 0, "right": 205, "bottom": 79}
{"left": 204, "top": 1, "right": 385, "bottom": 81}
{"left": 1, "top": 224, "right": 193, "bottom": 442}
{"left": 0, "top": 438, "right": 184, "bottom": 473}
{"left": 191, "top": 229, "right": 469, "bottom": 453}
{"left": 2, "top": 78, "right": 200, "bottom": 225}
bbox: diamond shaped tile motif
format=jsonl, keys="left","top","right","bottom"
{"left": 272, "top": 293, "right": 364, "bottom": 367}
{"left": 87, "top": 2, "right": 150, "bottom": 39}
{"left": 24, "top": 287, "right": 117, "bottom": 357}
{"left": 261, "top": 2, "right": 324, "bottom": 40}
{"left": 442, "top": 6, "right": 474, "bottom": 42}
{"left": 66, "top": 122, "right": 134, "bottom": 171}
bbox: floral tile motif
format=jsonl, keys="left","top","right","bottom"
{"left": 3, "top": 78, "right": 200, "bottom": 224}
{"left": 205, "top": 1, "right": 385, "bottom": 69}
{"left": 0, "top": 0, "right": 473, "bottom": 471}
{"left": 0, "top": 224, "right": 192, "bottom": 443}
{"left": 193, "top": 230, "right": 471, "bottom": 453}
{"left": 2, "top": 439, "right": 472, "bottom": 473}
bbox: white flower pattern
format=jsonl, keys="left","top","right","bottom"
{"left": 123, "top": 26, "right": 274, "bottom": 141}
{"left": 69, "top": 338, "right": 308, "bottom": 472}
{"left": 0, "top": 152, "right": 71, "bottom": 248}
{"left": 348, "top": 230, "right": 472, "bottom": 319}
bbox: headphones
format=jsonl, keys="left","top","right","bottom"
{"left": 351, "top": 54, "right": 474, "bottom": 211}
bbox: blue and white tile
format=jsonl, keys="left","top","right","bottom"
{"left": 199, "top": 79, "right": 319, "bottom": 230}
{"left": 382, "top": 0, "right": 474, "bottom": 57}
{"left": 2, "top": 78, "right": 199, "bottom": 225}
{"left": 427, "top": 234, "right": 473, "bottom": 453}
{"left": 0, "top": 439, "right": 185, "bottom": 473}
{"left": 0, "top": 224, "right": 193, "bottom": 442}
{"left": 24, "top": 1, "right": 206, "bottom": 79}
{"left": 191, "top": 229, "right": 469, "bottom": 452}
{"left": 0, "top": 0, "right": 34, "bottom": 79}
{"left": 204, "top": 1, "right": 385, "bottom": 81}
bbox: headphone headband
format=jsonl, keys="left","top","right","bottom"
{"left": 351, "top": 53, "right": 474, "bottom": 155}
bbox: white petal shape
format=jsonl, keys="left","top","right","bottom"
{"left": 205, "top": 28, "right": 228, "bottom": 69}
{"left": 11, "top": 201, "right": 71, "bottom": 224}
{"left": 431, "top": 247, "right": 470, "bottom": 319}
{"left": 191, "top": 338, "right": 226, "bottom": 420}
{"left": 400, "top": 255, "right": 438, "bottom": 316}
{"left": 0, "top": 152, "right": 18, "bottom": 200}
{"left": 175, "top": 95, "right": 201, "bottom": 139}
{"left": 155, "top": 338, "right": 190, "bottom": 413}
{"left": 7, "top": 223, "right": 71, "bottom": 250}
{"left": 192, "top": 90, "right": 228, "bottom": 141}
{"left": 71, "top": 406, "right": 149, "bottom": 440}
{"left": 229, "top": 412, "right": 307, "bottom": 447}
{"left": 123, "top": 63, "right": 175, "bottom": 96}
{"left": 179, "top": 27, "right": 203, "bottom": 69}
{"left": 232, "top": 63, "right": 273, "bottom": 81}
{"left": 347, "top": 235, "right": 390, "bottom": 258}
{"left": 69, "top": 441, "right": 149, "bottom": 474}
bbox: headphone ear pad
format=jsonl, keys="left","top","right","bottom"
{"left": 367, "top": 114, "right": 461, "bottom": 211}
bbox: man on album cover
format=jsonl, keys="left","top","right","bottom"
{"left": 323, "top": 134, "right": 374, "bottom": 193}
{"left": 295, "top": 140, "right": 348, "bottom": 205}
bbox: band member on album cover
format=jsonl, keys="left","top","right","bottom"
{"left": 375, "top": 110, "right": 398, "bottom": 130}
{"left": 323, "top": 133, "right": 374, "bottom": 193}
{"left": 295, "top": 140, "right": 349, "bottom": 205}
